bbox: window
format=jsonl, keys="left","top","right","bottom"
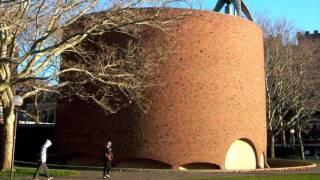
{"left": 19, "top": 103, "right": 57, "bottom": 125}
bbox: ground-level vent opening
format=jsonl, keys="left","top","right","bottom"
{"left": 114, "top": 159, "right": 172, "bottom": 169}
{"left": 225, "top": 139, "right": 257, "bottom": 170}
{"left": 179, "top": 162, "right": 221, "bottom": 170}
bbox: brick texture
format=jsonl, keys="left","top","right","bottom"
{"left": 55, "top": 9, "right": 266, "bottom": 169}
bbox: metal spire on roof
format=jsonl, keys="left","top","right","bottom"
{"left": 213, "top": 0, "right": 253, "bottom": 21}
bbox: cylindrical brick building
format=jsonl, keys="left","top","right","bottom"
{"left": 55, "top": 9, "right": 266, "bottom": 170}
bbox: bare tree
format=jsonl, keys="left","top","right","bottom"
{"left": 60, "top": 35, "right": 171, "bottom": 113}
{"left": 0, "top": 0, "right": 187, "bottom": 171}
{"left": 256, "top": 15, "right": 319, "bottom": 159}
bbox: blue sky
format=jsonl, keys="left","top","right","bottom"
{"left": 106, "top": 0, "right": 319, "bottom": 33}
{"left": 187, "top": 0, "right": 320, "bottom": 33}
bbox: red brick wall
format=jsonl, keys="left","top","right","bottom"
{"left": 298, "top": 32, "right": 320, "bottom": 90}
{"left": 55, "top": 9, "right": 266, "bottom": 169}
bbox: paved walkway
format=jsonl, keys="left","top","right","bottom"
{"left": 63, "top": 167, "right": 320, "bottom": 180}
{"left": 10, "top": 164, "right": 320, "bottom": 180}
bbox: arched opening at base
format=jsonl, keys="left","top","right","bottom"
{"left": 225, "top": 139, "right": 257, "bottom": 170}
{"left": 114, "top": 159, "right": 172, "bottom": 169}
{"left": 179, "top": 162, "right": 221, "bottom": 170}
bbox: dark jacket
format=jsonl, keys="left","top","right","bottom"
{"left": 104, "top": 147, "right": 113, "bottom": 162}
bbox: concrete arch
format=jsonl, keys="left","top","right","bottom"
{"left": 239, "top": 138, "right": 259, "bottom": 166}
{"left": 224, "top": 139, "right": 257, "bottom": 170}
{"left": 259, "top": 152, "right": 266, "bottom": 169}
{"left": 114, "top": 158, "right": 172, "bottom": 169}
{"left": 179, "top": 162, "right": 221, "bottom": 170}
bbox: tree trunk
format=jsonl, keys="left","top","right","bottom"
{"left": 35, "top": 94, "right": 40, "bottom": 124}
{"left": 281, "top": 129, "right": 287, "bottom": 147}
{"left": 270, "top": 134, "right": 276, "bottom": 159}
{"left": 297, "top": 129, "right": 305, "bottom": 160}
{"left": 0, "top": 90, "right": 15, "bottom": 171}
{"left": 280, "top": 121, "right": 287, "bottom": 147}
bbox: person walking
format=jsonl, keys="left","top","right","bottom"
{"left": 103, "top": 141, "right": 113, "bottom": 179}
{"left": 33, "top": 139, "right": 54, "bottom": 180}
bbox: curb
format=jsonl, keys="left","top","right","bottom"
{"left": 15, "top": 160, "right": 317, "bottom": 173}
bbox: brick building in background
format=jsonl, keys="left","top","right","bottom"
{"left": 296, "top": 31, "right": 320, "bottom": 157}
{"left": 297, "top": 30, "right": 320, "bottom": 95}
{"left": 274, "top": 31, "right": 320, "bottom": 157}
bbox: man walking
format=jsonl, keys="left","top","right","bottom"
{"left": 103, "top": 141, "right": 113, "bottom": 179}
{"left": 33, "top": 139, "right": 54, "bottom": 180}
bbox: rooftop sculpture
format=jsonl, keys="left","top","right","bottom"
{"left": 213, "top": 0, "right": 253, "bottom": 21}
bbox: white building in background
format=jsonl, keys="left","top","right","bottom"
{"left": 18, "top": 102, "right": 57, "bottom": 125}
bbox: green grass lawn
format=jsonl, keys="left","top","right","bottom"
{"left": 0, "top": 166, "right": 79, "bottom": 179}
{"left": 185, "top": 174, "right": 320, "bottom": 180}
